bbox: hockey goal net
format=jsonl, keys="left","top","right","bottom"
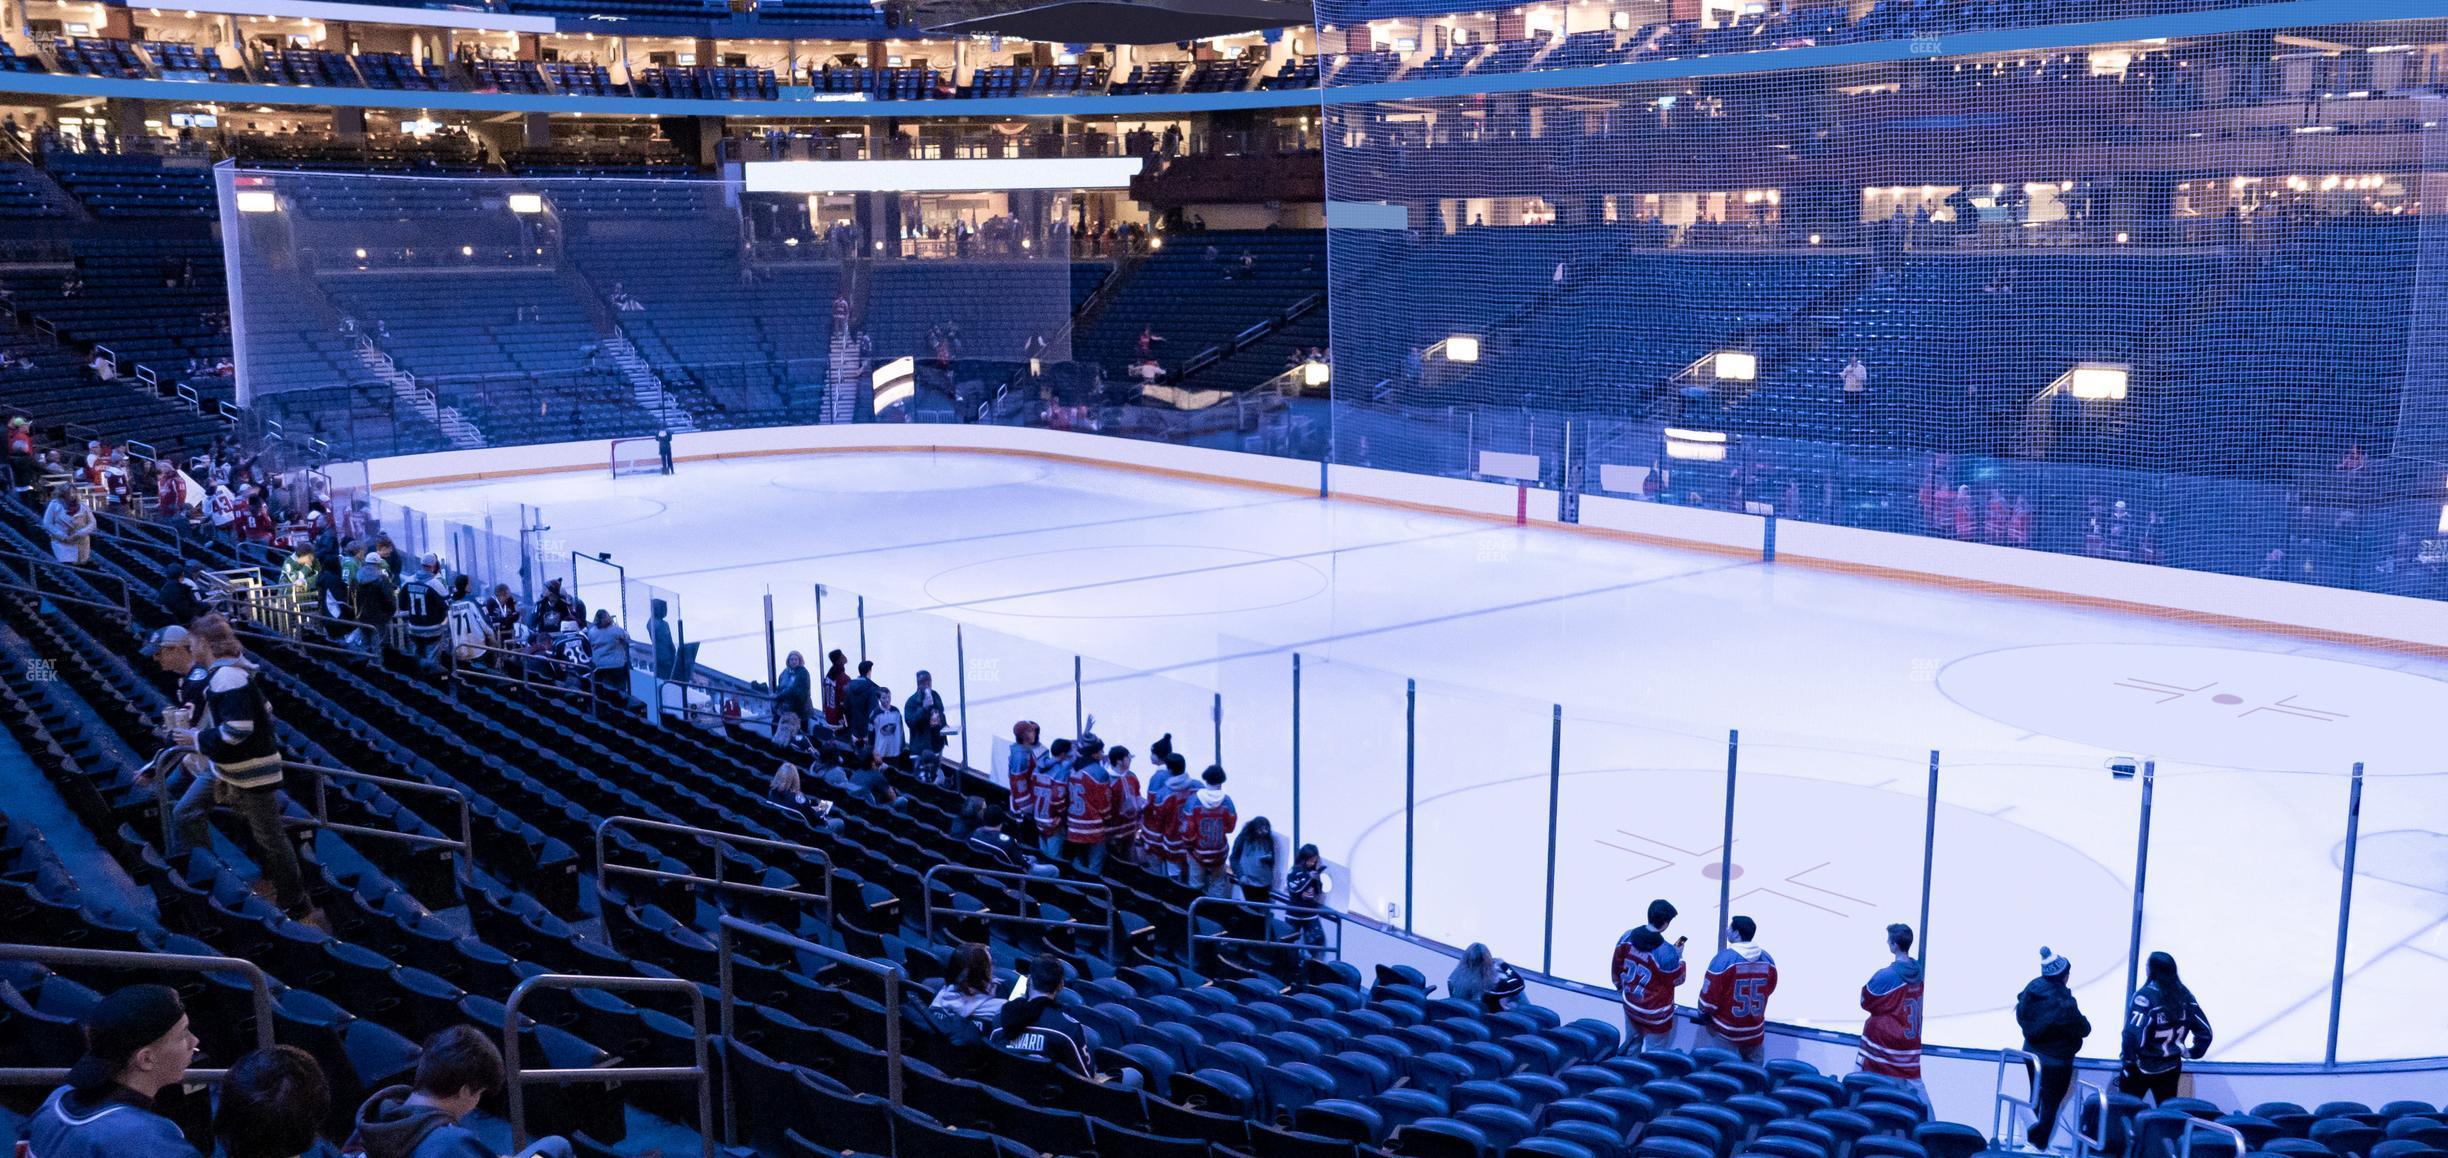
{"left": 610, "top": 436, "right": 665, "bottom": 478}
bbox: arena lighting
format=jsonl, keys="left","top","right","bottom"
{"left": 507, "top": 193, "right": 544, "bottom": 213}
{"left": 1712, "top": 350, "right": 1757, "bottom": 381}
{"left": 459, "top": 245, "right": 473, "bottom": 256}
{"left": 234, "top": 189, "right": 277, "bottom": 213}
{"left": 1302, "top": 359, "right": 1330, "bottom": 387}
{"left": 2065, "top": 363, "right": 2130, "bottom": 401}
{"left": 871, "top": 356, "right": 916, "bottom": 410}
{"left": 1441, "top": 335, "right": 1480, "bottom": 362}
{"left": 1663, "top": 427, "right": 1728, "bottom": 462}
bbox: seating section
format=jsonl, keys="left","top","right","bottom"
{"left": 50, "top": 37, "right": 145, "bottom": 78}
{"left": 44, "top": 151, "right": 216, "bottom": 219}
{"left": 258, "top": 47, "right": 365, "bottom": 87}
{"left": 0, "top": 238, "right": 231, "bottom": 391}
{"left": 866, "top": 262, "right": 1082, "bottom": 362}
{"left": 567, "top": 237, "right": 835, "bottom": 426}
{"left": 812, "top": 66, "right": 943, "bottom": 100}
{"left": 1078, "top": 230, "right": 1326, "bottom": 377}
{"left": 632, "top": 65, "right": 780, "bottom": 101}
{"left": 0, "top": 321, "right": 221, "bottom": 453}
{"left": 147, "top": 42, "right": 230, "bottom": 81}
{"left": 0, "top": 163, "right": 76, "bottom": 223}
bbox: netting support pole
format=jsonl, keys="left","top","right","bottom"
{"left": 1718, "top": 728, "right": 1738, "bottom": 954}
{"left": 1919, "top": 749, "right": 1940, "bottom": 970}
{"left": 2124, "top": 761, "right": 2157, "bottom": 1008}
{"left": 1403, "top": 677, "right": 1416, "bottom": 935}
{"left": 856, "top": 596, "right": 867, "bottom": 663}
{"left": 1541, "top": 703, "right": 1562, "bottom": 975}
{"left": 812, "top": 585, "right": 825, "bottom": 677}
{"left": 2325, "top": 761, "right": 2365, "bottom": 1066}
{"left": 1290, "top": 652, "right": 1303, "bottom": 851}
{"left": 762, "top": 593, "right": 776, "bottom": 690}
{"left": 955, "top": 624, "right": 970, "bottom": 775}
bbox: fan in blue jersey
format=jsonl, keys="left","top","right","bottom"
{"left": 2119, "top": 951, "right": 2212, "bottom": 1104}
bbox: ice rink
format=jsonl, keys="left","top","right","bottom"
{"left": 389, "top": 449, "right": 2448, "bottom": 1063}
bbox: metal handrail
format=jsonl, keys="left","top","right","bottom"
{"left": 503, "top": 973, "right": 713, "bottom": 1158}
{"left": 2178, "top": 1115, "right": 2247, "bottom": 1158}
{"left": 715, "top": 913, "right": 906, "bottom": 1129}
{"left": 235, "top": 601, "right": 398, "bottom": 661}
{"left": 2072, "top": 1077, "right": 2111, "bottom": 1158}
{"left": 921, "top": 864, "right": 1117, "bottom": 959}
{"left": 0, "top": 942, "right": 275, "bottom": 1086}
{"left": 592, "top": 816, "right": 832, "bottom": 951}
{"left": 1186, "top": 893, "right": 1341, "bottom": 961}
{"left": 152, "top": 758, "right": 472, "bottom": 882}
{"left": 0, "top": 546, "right": 130, "bottom": 613}
{"left": 1992, "top": 1048, "right": 2040, "bottom": 1147}
{"left": 652, "top": 675, "right": 778, "bottom": 733}
{"left": 449, "top": 638, "right": 602, "bottom": 706}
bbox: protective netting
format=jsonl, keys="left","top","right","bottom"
{"left": 217, "top": 164, "right": 1079, "bottom": 455}
{"left": 1323, "top": 24, "right": 2448, "bottom": 602}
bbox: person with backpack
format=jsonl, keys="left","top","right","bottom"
{"left": 2120, "top": 951, "right": 2211, "bottom": 1104}
{"left": 1178, "top": 766, "right": 1239, "bottom": 897}
{"left": 2016, "top": 947, "right": 2090, "bottom": 1149}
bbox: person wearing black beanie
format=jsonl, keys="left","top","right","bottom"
{"left": 25, "top": 983, "right": 203, "bottom": 1156}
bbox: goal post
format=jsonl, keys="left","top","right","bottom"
{"left": 610, "top": 436, "right": 666, "bottom": 478}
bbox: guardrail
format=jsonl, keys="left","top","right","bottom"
{"left": 449, "top": 639, "right": 602, "bottom": 707}
{"left": 153, "top": 758, "right": 472, "bottom": 882}
{"left": 1186, "top": 894, "right": 1340, "bottom": 962}
{"left": 592, "top": 816, "right": 832, "bottom": 953}
{"left": 2178, "top": 1115, "right": 2247, "bottom": 1158}
{"left": 503, "top": 973, "right": 713, "bottom": 1158}
{"left": 2073, "top": 1077, "right": 2111, "bottom": 1158}
{"left": 921, "top": 864, "right": 1117, "bottom": 959}
{"left": 716, "top": 913, "right": 906, "bottom": 1123}
{"left": 0, "top": 943, "right": 275, "bottom": 1087}
{"left": 1991, "top": 1048, "right": 2040, "bottom": 1148}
